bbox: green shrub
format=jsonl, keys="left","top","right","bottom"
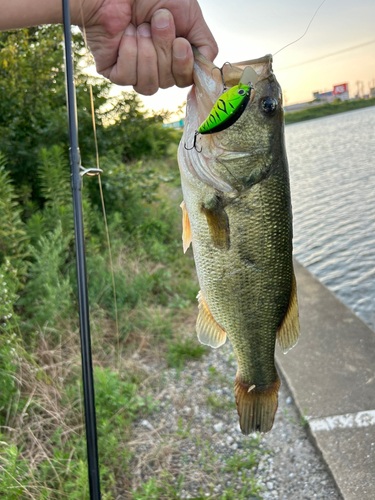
{"left": 20, "top": 223, "right": 73, "bottom": 329}
{"left": 0, "top": 156, "right": 29, "bottom": 272}
{"left": 167, "top": 337, "right": 207, "bottom": 369}
{"left": 0, "top": 443, "right": 30, "bottom": 499}
{"left": 0, "top": 260, "right": 22, "bottom": 425}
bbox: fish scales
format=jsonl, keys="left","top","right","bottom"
{"left": 178, "top": 50, "right": 299, "bottom": 434}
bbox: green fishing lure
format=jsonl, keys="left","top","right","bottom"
{"left": 185, "top": 65, "right": 258, "bottom": 152}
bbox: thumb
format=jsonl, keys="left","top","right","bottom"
{"left": 187, "top": 16, "right": 218, "bottom": 62}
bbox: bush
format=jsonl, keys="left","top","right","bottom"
{"left": 0, "top": 156, "right": 28, "bottom": 272}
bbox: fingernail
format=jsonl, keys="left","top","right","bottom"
{"left": 138, "top": 24, "right": 151, "bottom": 37}
{"left": 173, "top": 40, "right": 188, "bottom": 59}
{"left": 153, "top": 9, "right": 170, "bottom": 29}
{"left": 124, "top": 24, "right": 136, "bottom": 36}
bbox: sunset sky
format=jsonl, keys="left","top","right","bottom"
{"left": 110, "top": 0, "right": 375, "bottom": 116}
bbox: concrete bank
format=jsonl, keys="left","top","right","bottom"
{"left": 276, "top": 260, "right": 375, "bottom": 500}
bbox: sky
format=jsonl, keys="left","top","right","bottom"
{"left": 108, "top": 0, "right": 375, "bottom": 117}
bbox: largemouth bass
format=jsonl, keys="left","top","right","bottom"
{"left": 178, "top": 50, "right": 300, "bottom": 434}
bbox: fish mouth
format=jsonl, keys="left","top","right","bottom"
{"left": 190, "top": 48, "right": 275, "bottom": 129}
{"left": 193, "top": 48, "right": 273, "bottom": 89}
{"left": 178, "top": 50, "right": 277, "bottom": 193}
{"left": 234, "top": 54, "right": 273, "bottom": 66}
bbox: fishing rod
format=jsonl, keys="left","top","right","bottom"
{"left": 62, "top": 0, "right": 102, "bottom": 498}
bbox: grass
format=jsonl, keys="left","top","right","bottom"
{"left": 167, "top": 337, "right": 208, "bottom": 370}
{"left": 285, "top": 97, "right": 375, "bottom": 124}
{"left": 0, "top": 149, "right": 204, "bottom": 498}
{"left": 224, "top": 452, "right": 259, "bottom": 473}
{"left": 0, "top": 147, "right": 272, "bottom": 499}
{"left": 206, "top": 393, "right": 236, "bottom": 412}
{"left": 0, "top": 321, "right": 160, "bottom": 499}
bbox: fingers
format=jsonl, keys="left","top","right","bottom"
{"left": 134, "top": 10, "right": 194, "bottom": 94}
{"left": 108, "top": 23, "right": 137, "bottom": 86}
{"left": 170, "top": 0, "right": 218, "bottom": 63}
{"left": 188, "top": 18, "right": 218, "bottom": 63}
{"left": 150, "top": 9, "right": 176, "bottom": 89}
{"left": 133, "top": 23, "right": 159, "bottom": 95}
{"left": 172, "top": 38, "right": 194, "bottom": 88}
{"left": 82, "top": 0, "right": 218, "bottom": 94}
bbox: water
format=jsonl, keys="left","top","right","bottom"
{"left": 285, "top": 106, "right": 375, "bottom": 331}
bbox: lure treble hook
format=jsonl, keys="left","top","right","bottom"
{"left": 211, "top": 62, "right": 233, "bottom": 90}
{"left": 211, "top": 66, "right": 226, "bottom": 90}
{"left": 184, "top": 130, "right": 202, "bottom": 153}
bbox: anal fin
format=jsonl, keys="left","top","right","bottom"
{"left": 277, "top": 271, "right": 300, "bottom": 353}
{"left": 234, "top": 372, "right": 280, "bottom": 434}
{"left": 196, "top": 290, "right": 226, "bottom": 348}
{"left": 180, "top": 200, "right": 192, "bottom": 253}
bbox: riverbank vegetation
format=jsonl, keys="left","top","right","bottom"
{"left": 0, "top": 26, "right": 268, "bottom": 499}
{"left": 285, "top": 97, "right": 375, "bottom": 125}
{"left": 0, "top": 24, "right": 201, "bottom": 499}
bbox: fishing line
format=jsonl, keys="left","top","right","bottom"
{"left": 276, "top": 39, "right": 375, "bottom": 70}
{"left": 89, "top": 84, "right": 121, "bottom": 367}
{"left": 273, "top": 0, "right": 327, "bottom": 57}
{"left": 80, "top": 9, "right": 121, "bottom": 369}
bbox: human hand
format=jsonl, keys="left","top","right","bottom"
{"left": 75, "top": 0, "right": 218, "bottom": 95}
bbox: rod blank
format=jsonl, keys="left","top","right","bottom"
{"left": 62, "top": 1, "right": 101, "bottom": 498}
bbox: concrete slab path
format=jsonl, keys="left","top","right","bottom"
{"left": 276, "top": 260, "right": 375, "bottom": 500}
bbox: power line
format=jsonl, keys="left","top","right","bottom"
{"left": 275, "top": 39, "right": 375, "bottom": 71}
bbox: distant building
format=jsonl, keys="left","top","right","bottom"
{"left": 313, "top": 83, "right": 349, "bottom": 103}
{"left": 316, "top": 91, "right": 334, "bottom": 103}
{"left": 163, "top": 118, "right": 185, "bottom": 130}
{"left": 333, "top": 83, "right": 349, "bottom": 101}
{"left": 370, "top": 88, "right": 375, "bottom": 98}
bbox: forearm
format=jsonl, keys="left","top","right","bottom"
{"left": 0, "top": 0, "right": 97, "bottom": 30}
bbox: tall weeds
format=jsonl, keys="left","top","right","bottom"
{"left": 0, "top": 145, "right": 205, "bottom": 498}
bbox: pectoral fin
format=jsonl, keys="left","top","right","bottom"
{"left": 180, "top": 200, "right": 192, "bottom": 253}
{"left": 196, "top": 291, "right": 226, "bottom": 348}
{"left": 201, "top": 197, "right": 230, "bottom": 250}
{"left": 277, "top": 272, "right": 300, "bottom": 353}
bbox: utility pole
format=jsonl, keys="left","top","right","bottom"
{"left": 360, "top": 81, "right": 364, "bottom": 98}
{"left": 355, "top": 80, "right": 360, "bottom": 99}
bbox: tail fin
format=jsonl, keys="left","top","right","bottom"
{"left": 234, "top": 372, "right": 280, "bottom": 434}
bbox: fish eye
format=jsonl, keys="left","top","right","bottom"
{"left": 237, "top": 89, "right": 245, "bottom": 95}
{"left": 261, "top": 97, "right": 278, "bottom": 115}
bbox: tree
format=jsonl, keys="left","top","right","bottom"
{"left": 0, "top": 25, "right": 111, "bottom": 202}
{"left": 0, "top": 25, "right": 179, "bottom": 208}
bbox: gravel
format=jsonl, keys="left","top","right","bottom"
{"left": 129, "top": 341, "right": 342, "bottom": 499}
